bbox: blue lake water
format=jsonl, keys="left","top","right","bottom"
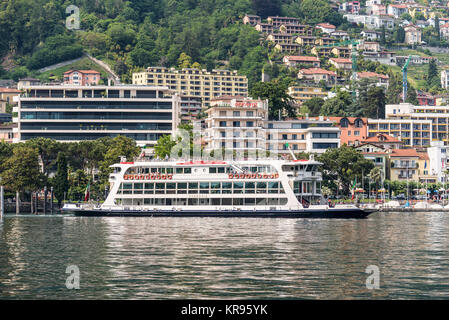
{"left": 1, "top": 212, "right": 449, "bottom": 299}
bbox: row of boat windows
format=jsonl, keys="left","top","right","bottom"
{"left": 116, "top": 197, "right": 289, "bottom": 206}
{"left": 125, "top": 165, "right": 276, "bottom": 175}
{"left": 293, "top": 181, "right": 320, "bottom": 194}
{"left": 117, "top": 182, "right": 285, "bottom": 194}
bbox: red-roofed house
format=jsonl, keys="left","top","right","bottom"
{"left": 356, "top": 71, "right": 389, "bottom": 87}
{"left": 390, "top": 148, "right": 420, "bottom": 181}
{"left": 297, "top": 68, "right": 336, "bottom": 85}
{"left": 329, "top": 58, "right": 352, "bottom": 70}
{"left": 387, "top": 4, "right": 408, "bottom": 18}
{"left": 283, "top": 55, "right": 320, "bottom": 68}
{"left": 316, "top": 23, "right": 336, "bottom": 34}
{"left": 361, "top": 133, "right": 403, "bottom": 150}
{"left": 64, "top": 70, "right": 101, "bottom": 85}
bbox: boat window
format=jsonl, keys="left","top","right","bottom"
{"left": 176, "top": 168, "right": 183, "bottom": 174}
{"left": 166, "top": 183, "right": 176, "bottom": 189}
{"left": 211, "top": 198, "right": 220, "bottom": 205}
{"left": 189, "top": 183, "right": 198, "bottom": 189}
{"left": 134, "top": 183, "right": 143, "bottom": 189}
{"left": 209, "top": 167, "right": 217, "bottom": 173}
{"left": 167, "top": 168, "right": 173, "bottom": 174}
{"left": 184, "top": 168, "right": 192, "bottom": 174}
{"left": 217, "top": 167, "right": 225, "bottom": 173}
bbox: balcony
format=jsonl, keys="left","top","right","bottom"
{"left": 391, "top": 162, "right": 418, "bottom": 169}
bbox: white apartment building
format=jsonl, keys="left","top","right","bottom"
{"left": 132, "top": 67, "right": 248, "bottom": 108}
{"left": 265, "top": 117, "right": 341, "bottom": 155}
{"left": 427, "top": 140, "right": 449, "bottom": 183}
{"left": 441, "top": 70, "right": 449, "bottom": 89}
{"left": 343, "top": 14, "right": 395, "bottom": 30}
{"left": 13, "top": 85, "right": 180, "bottom": 146}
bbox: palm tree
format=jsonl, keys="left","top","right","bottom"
{"left": 368, "top": 167, "right": 382, "bottom": 200}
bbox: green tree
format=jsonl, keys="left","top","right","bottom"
{"left": 320, "top": 90, "right": 353, "bottom": 117}
{"left": 178, "top": 52, "right": 193, "bottom": 69}
{"left": 406, "top": 85, "right": 419, "bottom": 105}
{"left": 427, "top": 58, "right": 439, "bottom": 88}
{"left": 154, "top": 135, "right": 177, "bottom": 159}
{"left": 1, "top": 144, "right": 42, "bottom": 214}
{"left": 435, "top": 16, "right": 440, "bottom": 40}
{"left": 317, "top": 145, "right": 374, "bottom": 195}
{"left": 368, "top": 167, "right": 382, "bottom": 199}
{"left": 250, "top": 81, "right": 295, "bottom": 120}
{"left": 301, "top": 97, "right": 325, "bottom": 116}
{"left": 53, "top": 152, "right": 69, "bottom": 208}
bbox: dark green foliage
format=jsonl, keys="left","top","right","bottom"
{"left": 301, "top": 97, "right": 325, "bottom": 116}
{"left": 251, "top": 0, "right": 281, "bottom": 18}
{"left": 427, "top": 58, "right": 440, "bottom": 89}
{"left": 406, "top": 86, "right": 419, "bottom": 105}
{"left": 250, "top": 81, "right": 296, "bottom": 120}
{"left": 317, "top": 145, "right": 374, "bottom": 195}
{"left": 54, "top": 152, "right": 69, "bottom": 207}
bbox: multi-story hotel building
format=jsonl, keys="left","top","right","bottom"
{"left": 367, "top": 118, "right": 433, "bottom": 147}
{"left": 384, "top": 103, "right": 449, "bottom": 145}
{"left": 132, "top": 67, "right": 248, "bottom": 108}
{"left": 266, "top": 117, "right": 341, "bottom": 155}
{"left": 13, "top": 85, "right": 180, "bottom": 146}
{"left": 203, "top": 96, "right": 268, "bottom": 156}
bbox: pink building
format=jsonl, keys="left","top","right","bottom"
{"left": 63, "top": 70, "right": 101, "bottom": 86}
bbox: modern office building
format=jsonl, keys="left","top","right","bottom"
{"left": 132, "top": 67, "right": 248, "bottom": 108}
{"left": 13, "top": 85, "right": 180, "bottom": 146}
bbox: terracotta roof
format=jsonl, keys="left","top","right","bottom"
{"left": 390, "top": 4, "right": 408, "bottom": 8}
{"left": 0, "top": 88, "right": 20, "bottom": 93}
{"left": 316, "top": 23, "right": 336, "bottom": 29}
{"left": 299, "top": 68, "right": 336, "bottom": 76}
{"left": 417, "top": 152, "right": 429, "bottom": 160}
{"left": 329, "top": 58, "right": 352, "bottom": 64}
{"left": 363, "top": 133, "right": 400, "bottom": 143}
{"left": 357, "top": 71, "right": 389, "bottom": 80}
{"left": 285, "top": 55, "right": 320, "bottom": 62}
{"left": 441, "top": 23, "right": 449, "bottom": 28}
{"left": 64, "top": 69, "right": 100, "bottom": 74}
{"left": 390, "top": 149, "right": 419, "bottom": 158}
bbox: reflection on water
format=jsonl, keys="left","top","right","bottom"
{"left": 1, "top": 212, "right": 449, "bottom": 299}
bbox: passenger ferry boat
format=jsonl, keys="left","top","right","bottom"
{"left": 63, "top": 156, "right": 376, "bottom": 218}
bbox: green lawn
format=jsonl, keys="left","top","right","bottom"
{"left": 36, "top": 57, "right": 111, "bottom": 82}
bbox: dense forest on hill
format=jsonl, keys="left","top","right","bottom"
{"left": 0, "top": 0, "right": 345, "bottom": 85}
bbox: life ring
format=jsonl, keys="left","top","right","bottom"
{"left": 134, "top": 174, "right": 139, "bottom": 180}
{"left": 270, "top": 174, "right": 274, "bottom": 179}
{"left": 274, "top": 173, "right": 279, "bottom": 178}
{"left": 263, "top": 174, "right": 268, "bottom": 179}
{"left": 251, "top": 174, "right": 256, "bottom": 179}
{"left": 124, "top": 175, "right": 128, "bottom": 180}
{"left": 161, "top": 174, "right": 166, "bottom": 179}
{"left": 156, "top": 175, "right": 161, "bottom": 180}
{"left": 150, "top": 174, "right": 155, "bottom": 180}
{"left": 239, "top": 174, "right": 245, "bottom": 179}
{"left": 167, "top": 174, "right": 173, "bottom": 180}
{"left": 228, "top": 174, "right": 234, "bottom": 179}
{"left": 139, "top": 174, "right": 145, "bottom": 180}
{"left": 145, "top": 174, "right": 150, "bottom": 180}
{"left": 245, "top": 174, "right": 251, "bottom": 179}
{"left": 257, "top": 174, "right": 262, "bottom": 179}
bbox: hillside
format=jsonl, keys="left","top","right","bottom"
{"left": 0, "top": 0, "right": 345, "bottom": 86}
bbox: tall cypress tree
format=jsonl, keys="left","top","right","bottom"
{"left": 54, "top": 152, "right": 69, "bottom": 208}
{"left": 435, "top": 16, "right": 440, "bottom": 40}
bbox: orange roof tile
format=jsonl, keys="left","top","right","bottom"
{"left": 390, "top": 149, "right": 419, "bottom": 157}
{"left": 363, "top": 133, "right": 401, "bottom": 144}
{"left": 285, "top": 56, "right": 320, "bottom": 62}
{"left": 357, "top": 71, "right": 389, "bottom": 79}
{"left": 299, "top": 68, "right": 336, "bottom": 76}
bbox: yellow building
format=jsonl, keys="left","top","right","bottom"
{"left": 288, "top": 86, "right": 328, "bottom": 105}
{"left": 389, "top": 149, "right": 420, "bottom": 182}
{"left": 0, "top": 88, "right": 21, "bottom": 105}
{"left": 132, "top": 67, "right": 248, "bottom": 108}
